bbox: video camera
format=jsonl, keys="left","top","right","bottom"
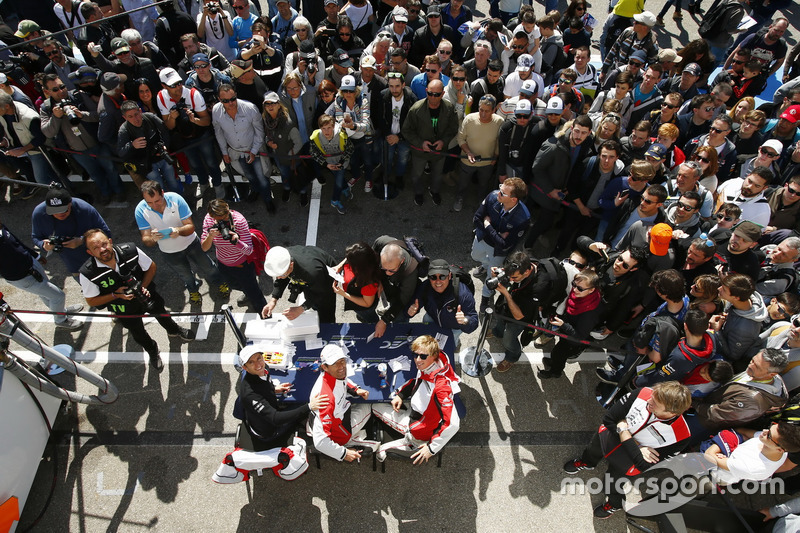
{"left": 122, "top": 274, "right": 158, "bottom": 313}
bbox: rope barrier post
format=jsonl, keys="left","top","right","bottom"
{"left": 461, "top": 307, "right": 494, "bottom": 378}
{"left": 221, "top": 304, "right": 247, "bottom": 349}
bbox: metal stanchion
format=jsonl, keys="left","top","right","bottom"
{"left": 461, "top": 307, "right": 494, "bottom": 377}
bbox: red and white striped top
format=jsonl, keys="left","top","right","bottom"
{"left": 201, "top": 210, "right": 253, "bottom": 266}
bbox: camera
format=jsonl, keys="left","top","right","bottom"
{"left": 171, "top": 98, "right": 191, "bottom": 124}
{"left": 485, "top": 268, "right": 510, "bottom": 290}
{"left": 55, "top": 100, "right": 81, "bottom": 126}
{"left": 153, "top": 138, "right": 176, "bottom": 165}
{"left": 48, "top": 235, "right": 70, "bottom": 252}
{"left": 207, "top": 1, "right": 220, "bottom": 13}
{"left": 287, "top": 282, "right": 302, "bottom": 304}
{"left": 213, "top": 220, "right": 233, "bottom": 241}
{"left": 122, "top": 274, "right": 158, "bottom": 313}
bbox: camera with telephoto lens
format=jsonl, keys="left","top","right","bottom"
{"left": 207, "top": 1, "right": 220, "bottom": 13}
{"left": 485, "top": 268, "right": 510, "bottom": 290}
{"left": 213, "top": 220, "right": 233, "bottom": 241}
{"left": 55, "top": 100, "right": 81, "bottom": 125}
{"left": 153, "top": 137, "right": 176, "bottom": 165}
{"left": 122, "top": 274, "right": 158, "bottom": 313}
{"left": 48, "top": 235, "right": 71, "bottom": 252}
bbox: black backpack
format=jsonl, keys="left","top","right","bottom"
{"left": 402, "top": 236, "right": 430, "bottom": 278}
{"left": 698, "top": 0, "right": 745, "bottom": 39}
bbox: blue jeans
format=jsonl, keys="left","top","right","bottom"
{"left": 160, "top": 238, "right": 224, "bottom": 291}
{"left": 182, "top": 133, "right": 222, "bottom": 187}
{"left": 657, "top": 0, "right": 683, "bottom": 17}
{"left": 72, "top": 144, "right": 123, "bottom": 197}
{"left": 325, "top": 164, "right": 347, "bottom": 202}
{"left": 238, "top": 156, "right": 273, "bottom": 203}
{"left": 349, "top": 137, "right": 374, "bottom": 183}
{"left": 492, "top": 316, "right": 526, "bottom": 364}
{"left": 422, "top": 312, "right": 462, "bottom": 346}
{"left": 147, "top": 158, "right": 180, "bottom": 192}
{"left": 7, "top": 261, "right": 68, "bottom": 324}
{"left": 384, "top": 139, "right": 410, "bottom": 178}
{"left": 471, "top": 237, "right": 506, "bottom": 298}
{"left": 545, "top": 0, "right": 558, "bottom": 11}
{"left": 28, "top": 152, "right": 58, "bottom": 185}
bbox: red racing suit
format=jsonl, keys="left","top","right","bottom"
{"left": 395, "top": 351, "right": 461, "bottom": 454}
{"left": 309, "top": 372, "right": 361, "bottom": 461}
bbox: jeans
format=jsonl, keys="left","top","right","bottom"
{"left": 657, "top": 0, "right": 683, "bottom": 17}
{"left": 384, "top": 139, "right": 410, "bottom": 178}
{"left": 28, "top": 152, "right": 58, "bottom": 185}
{"left": 238, "top": 156, "right": 273, "bottom": 203}
{"left": 160, "top": 238, "right": 224, "bottom": 291}
{"left": 349, "top": 136, "right": 374, "bottom": 183}
{"left": 470, "top": 237, "right": 506, "bottom": 297}
{"left": 181, "top": 133, "right": 222, "bottom": 187}
{"left": 544, "top": 0, "right": 558, "bottom": 11}
{"left": 422, "top": 312, "right": 462, "bottom": 346}
{"left": 324, "top": 164, "right": 347, "bottom": 202}
{"left": 146, "top": 158, "right": 180, "bottom": 192}
{"left": 493, "top": 316, "right": 526, "bottom": 364}
{"left": 218, "top": 260, "right": 266, "bottom": 310}
{"left": 7, "top": 261, "right": 68, "bottom": 324}
{"left": 72, "top": 144, "right": 123, "bottom": 197}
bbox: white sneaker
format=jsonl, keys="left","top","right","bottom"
{"left": 364, "top": 180, "right": 373, "bottom": 193}
{"left": 453, "top": 196, "right": 464, "bottom": 212}
{"left": 55, "top": 317, "right": 82, "bottom": 330}
{"left": 376, "top": 450, "right": 387, "bottom": 463}
{"left": 65, "top": 304, "right": 83, "bottom": 314}
{"left": 590, "top": 330, "right": 611, "bottom": 341}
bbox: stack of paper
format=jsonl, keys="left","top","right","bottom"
{"left": 281, "top": 310, "right": 320, "bottom": 341}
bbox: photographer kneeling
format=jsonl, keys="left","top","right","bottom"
{"left": 118, "top": 100, "right": 181, "bottom": 193}
{"left": 78, "top": 229, "right": 195, "bottom": 371}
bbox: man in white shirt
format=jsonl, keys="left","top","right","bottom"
{"left": 135, "top": 180, "right": 229, "bottom": 303}
{"left": 716, "top": 167, "right": 773, "bottom": 228}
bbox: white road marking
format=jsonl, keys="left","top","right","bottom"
{"left": 305, "top": 179, "right": 322, "bottom": 246}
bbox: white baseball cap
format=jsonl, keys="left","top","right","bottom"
{"left": 546, "top": 96, "right": 564, "bottom": 113}
{"left": 264, "top": 246, "right": 291, "bottom": 278}
{"left": 320, "top": 344, "right": 347, "bottom": 365}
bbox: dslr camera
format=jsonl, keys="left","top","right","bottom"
{"left": 213, "top": 220, "right": 235, "bottom": 242}
{"left": 485, "top": 268, "right": 510, "bottom": 290}
{"left": 207, "top": 1, "right": 220, "bottom": 13}
{"left": 122, "top": 274, "right": 158, "bottom": 313}
{"left": 48, "top": 235, "right": 71, "bottom": 252}
{"left": 55, "top": 100, "right": 81, "bottom": 126}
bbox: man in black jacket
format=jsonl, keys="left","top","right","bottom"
{"left": 409, "top": 4, "right": 459, "bottom": 67}
{"left": 372, "top": 72, "right": 417, "bottom": 189}
{"left": 263, "top": 245, "right": 338, "bottom": 323}
{"left": 372, "top": 235, "right": 421, "bottom": 338}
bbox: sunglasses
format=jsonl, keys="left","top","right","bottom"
{"left": 387, "top": 72, "right": 402, "bottom": 79}
{"left": 45, "top": 49, "right": 60, "bottom": 57}
{"left": 558, "top": 78, "right": 573, "bottom": 84}
{"left": 428, "top": 13, "right": 441, "bottom": 18}
{"left": 425, "top": 68, "right": 439, "bottom": 73}
{"left": 515, "top": 114, "right": 531, "bottom": 120}
{"left": 220, "top": 97, "right": 236, "bottom": 103}
{"left": 716, "top": 213, "right": 733, "bottom": 221}
{"left": 786, "top": 186, "right": 800, "bottom": 196}
{"left": 194, "top": 63, "right": 210, "bottom": 68}
{"left": 511, "top": 45, "right": 525, "bottom": 50}
{"left": 427, "top": 91, "right": 443, "bottom": 97}
{"left": 641, "top": 197, "right": 656, "bottom": 205}
{"left": 51, "top": 84, "right": 67, "bottom": 91}
{"left": 661, "top": 103, "right": 678, "bottom": 109}
{"left": 693, "top": 155, "right": 710, "bottom": 164}
{"left": 438, "top": 49, "right": 452, "bottom": 55}
{"left": 631, "top": 175, "right": 650, "bottom": 182}
{"left": 233, "top": 4, "right": 246, "bottom": 9}
{"left": 339, "top": 32, "right": 352, "bottom": 37}
{"left": 703, "top": 107, "right": 715, "bottom": 113}
{"left": 571, "top": 281, "right": 590, "bottom": 292}
{"left": 677, "top": 202, "right": 696, "bottom": 211}
{"left": 616, "top": 258, "right": 632, "bottom": 270}
{"left": 760, "top": 147, "right": 779, "bottom": 157}
{"left": 341, "top": 88, "right": 355, "bottom": 93}
{"left": 429, "top": 274, "right": 449, "bottom": 281}
{"left": 628, "top": 60, "right": 643, "bottom": 66}
{"left": 414, "top": 351, "right": 432, "bottom": 360}
{"left": 775, "top": 304, "right": 791, "bottom": 319}
{"left": 452, "top": 77, "right": 466, "bottom": 82}
{"left": 566, "top": 258, "right": 586, "bottom": 269}
{"left": 166, "top": 82, "right": 181, "bottom": 88}
{"left": 732, "top": 59, "right": 745, "bottom": 65}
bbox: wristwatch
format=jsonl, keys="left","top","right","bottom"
{"left": 616, "top": 424, "right": 629, "bottom": 434}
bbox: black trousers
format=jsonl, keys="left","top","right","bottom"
{"left": 115, "top": 290, "right": 180, "bottom": 356}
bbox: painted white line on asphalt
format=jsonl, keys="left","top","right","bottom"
{"left": 306, "top": 179, "right": 322, "bottom": 246}
{"left": 14, "top": 311, "right": 261, "bottom": 324}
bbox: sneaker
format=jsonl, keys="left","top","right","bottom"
{"left": 218, "top": 283, "right": 231, "bottom": 295}
{"left": 496, "top": 360, "right": 513, "bottom": 373}
{"left": 347, "top": 176, "right": 359, "bottom": 187}
{"left": 195, "top": 183, "right": 210, "bottom": 198}
{"left": 453, "top": 196, "right": 464, "bottom": 212}
{"left": 55, "top": 317, "right": 82, "bottom": 330}
{"left": 364, "top": 180, "right": 373, "bottom": 193}
{"left": 595, "top": 368, "right": 621, "bottom": 384}
{"left": 342, "top": 187, "right": 353, "bottom": 201}
{"left": 593, "top": 501, "right": 621, "bottom": 519}
{"left": 414, "top": 194, "right": 424, "bottom": 206}
{"left": 149, "top": 353, "right": 164, "bottom": 372}
{"left": 265, "top": 201, "right": 276, "bottom": 215}
{"left": 331, "top": 200, "right": 346, "bottom": 214}
{"left": 672, "top": 10, "right": 682, "bottom": 19}
{"left": 189, "top": 291, "right": 202, "bottom": 303}
{"left": 534, "top": 334, "right": 554, "bottom": 348}
{"left": 563, "top": 458, "right": 595, "bottom": 474}
{"left": 236, "top": 293, "right": 249, "bottom": 306}
{"left": 655, "top": 15, "right": 664, "bottom": 25}
{"left": 169, "top": 327, "right": 196, "bottom": 342}
{"left": 65, "top": 304, "right": 84, "bottom": 314}
{"left": 590, "top": 329, "right": 611, "bottom": 341}
{"left": 376, "top": 450, "right": 387, "bottom": 463}
{"left": 428, "top": 188, "right": 442, "bottom": 205}
{"left": 281, "top": 189, "right": 291, "bottom": 202}
{"left": 470, "top": 266, "right": 487, "bottom": 278}
{"left": 300, "top": 193, "right": 309, "bottom": 207}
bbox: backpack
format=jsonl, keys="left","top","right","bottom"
{"left": 536, "top": 257, "right": 568, "bottom": 315}
{"left": 541, "top": 41, "right": 569, "bottom": 85}
{"left": 247, "top": 228, "right": 271, "bottom": 276}
{"left": 402, "top": 236, "right": 430, "bottom": 278}
{"left": 698, "top": 0, "right": 745, "bottom": 39}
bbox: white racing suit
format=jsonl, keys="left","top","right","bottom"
{"left": 212, "top": 436, "right": 308, "bottom": 483}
